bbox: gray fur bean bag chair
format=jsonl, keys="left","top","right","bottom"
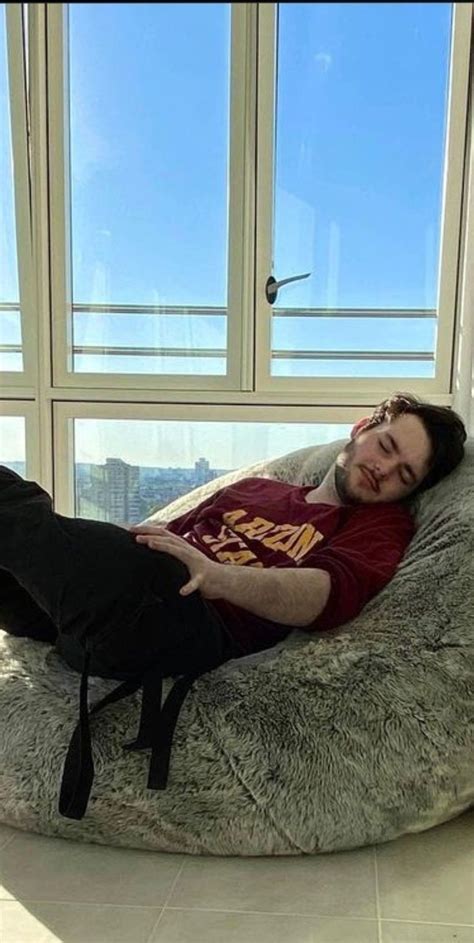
{"left": 0, "top": 439, "right": 473, "bottom": 855}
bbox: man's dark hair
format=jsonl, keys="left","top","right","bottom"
{"left": 365, "top": 392, "right": 467, "bottom": 494}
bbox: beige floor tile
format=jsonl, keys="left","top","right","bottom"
{"left": 1, "top": 814, "right": 471, "bottom": 942}
{"left": 381, "top": 920, "right": 474, "bottom": 942}
{"left": 169, "top": 847, "right": 377, "bottom": 918}
{"left": 151, "top": 908, "right": 379, "bottom": 943}
{"left": 0, "top": 831, "right": 184, "bottom": 906}
{"left": 0, "top": 900, "right": 161, "bottom": 943}
{"left": 376, "top": 809, "right": 474, "bottom": 925}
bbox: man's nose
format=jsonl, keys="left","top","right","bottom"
{"left": 374, "top": 459, "right": 396, "bottom": 479}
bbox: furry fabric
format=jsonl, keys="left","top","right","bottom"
{"left": 0, "top": 439, "right": 472, "bottom": 855}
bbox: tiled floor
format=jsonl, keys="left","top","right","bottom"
{"left": 0, "top": 808, "right": 473, "bottom": 942}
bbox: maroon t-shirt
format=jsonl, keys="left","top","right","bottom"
{"left": 166, "top": 477, "right": 415, "bottom": 655}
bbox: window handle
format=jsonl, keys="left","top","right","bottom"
{"left": 265, "top": 272, "right": 311, "bottom": 305}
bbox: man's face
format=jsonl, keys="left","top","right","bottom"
{"left": 334, "top": 413, "right": 433, "bottom": 505}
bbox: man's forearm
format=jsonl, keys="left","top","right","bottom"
{"left": 205, "top": 563, "right": 331, "bottom": 628}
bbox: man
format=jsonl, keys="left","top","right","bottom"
{"left": 0, "top": 391, "right": 466, "bottom": 803}
{"left": 125, "top": 391, "right": 467, "bottom": 657}
{"left": 0, "top": 392, "right": 466, "bottom": 663}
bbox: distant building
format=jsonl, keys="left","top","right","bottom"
{"left": 77, "top": 457, "right": 141, "bottom": 524}
{"left": 74, "top": 456, "right": 229, "bottom": 524}
{"left": 194, "top": 457, "right": 212, "bottom": 485}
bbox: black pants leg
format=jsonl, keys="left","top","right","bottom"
{"left": 0, "top": 567, "right": 57, "bottom": 642}
{"left": 0, "top": 465, "right": 247, "bottom": 817}
{"left": 0, "top": 465, "right": 238, "bottom": 671}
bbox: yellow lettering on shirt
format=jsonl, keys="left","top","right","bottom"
{"left": 200, "top": 507, "right": 325, "bottom": 566}
{"left": 234, "top": 516, "right": 274, "bottom": 538}
{"left": 286, "top": 525, "right": 324, "bottom": 562}
{"left": 202, "top": 524, "right": 247, "bottom": 553}
{"left": 260, "top": 523, "right": 303, "bottom": 552}
{"left": 222, "top": 509, "right": 247, "bottom": 528}
{"left": 215, "top": 549, "right": 259, "bottom": 565}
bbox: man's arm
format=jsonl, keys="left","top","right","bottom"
{"left": 131, "top": 525, "right": 331, "bottom": 627}
{"left": 206, "top": 562, "right": 331, "bottom": 627}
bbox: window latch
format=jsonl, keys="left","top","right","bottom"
{"left": 265, "top": 272, "right": 311, "bottom": 305}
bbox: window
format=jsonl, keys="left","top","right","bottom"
{"left": 255, "top": 2, "right": 469, "bottom": 395}
{"left": 0, "top": 414, "right": 26, "bottom": 474}
{"left": 1, "top": 3, "right": 471, "bottom": 513}
{"left": 0, "top": 4, "right": 22, "bottom": 372}
{"left": 0, "top": 403, "right": 39, "bottom": 481}
{"left": 50, "top": 2, "right": 250, "bottom": 391}
{"left": 69, "top": 3, "right": 230, "bottom": 378}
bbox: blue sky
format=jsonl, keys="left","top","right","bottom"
{"left": 69, "top": 2, "right": 451, "bottom": 309}
{"left": 274, "top": 2, "right": 451, "bottom": 308}
{"left": 0, "top": 5, "right": 18, "bottom": 301}
{"left": 1, "top": 3, "right": 453, "bottom": 466}
{"left": 74, "top": 418, "right": 354, "bottom": 469}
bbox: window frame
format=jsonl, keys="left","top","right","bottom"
{"left": 2, "top": 3, "right": 36, "bottom": 386}
{"left": 254, "top": 2, "right": 472, "bottom": 398}
{"left": 46, "top": 2, "right": 257, "bottom": 392}
{"left": 1, "top": 2, "right": 472, "bottom": 511}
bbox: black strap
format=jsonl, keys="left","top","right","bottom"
{"left": 58, "top": 654, "right": 203, "bottom": 820}
{"left": 123, "top": 667, "right": 202, "bottom": 789}
{"left": 58, "top": 652, "right": 144, "bottom": 820}
{"left": 148, "top": 672, "right": 201, "bottom": 789}
{"left": 122, "top": 666, "right": 164, "bottom": 752}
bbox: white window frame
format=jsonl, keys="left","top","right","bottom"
{"left": 46, "top": 2, "right": 257, "bottom": 393}
{"left": 254, "top": 2, "right": 473, "bottom": 399}
{"left": 53, "top": 399, "right": 365, "bottom": 516}
{"left": 3, "top": 3, "right": 36, "bottom": 387}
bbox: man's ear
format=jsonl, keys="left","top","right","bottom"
{"left": 350, "top": 416, "right": 371, "bottom": 440}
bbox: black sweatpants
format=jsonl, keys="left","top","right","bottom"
{"left": 0, "top": 464, "right": 241, "bottom": 675}
{"left": 0, "top": 465, "right": 253, "bottom": 815}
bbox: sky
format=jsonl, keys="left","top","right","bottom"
{"left": 0, "top": 414, "right": 354, "bottom": 469}
{"left": 0, "top": 5, "right": 18, "bottom": 301}
{"left": 0, "top": 2, "right": 452, "bottom": 466}
{"left": 67, "top": 2, "right": 451, "bottom": 309}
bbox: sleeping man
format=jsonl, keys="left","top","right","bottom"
{"left": 0, "top": 391, "right": 467, "bottom": 666}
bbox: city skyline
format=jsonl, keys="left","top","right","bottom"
{"left": 3, "top": 455, "right": 233, "bottom": 522}
{"left": 74, "top": 454, "right": 226, "bottom": 523}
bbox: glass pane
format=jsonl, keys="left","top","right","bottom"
{"left": 0, "top": 350, "right": 22, "bottom": 371}
{"left": 73, "top": 353, "right": 226, "bottom": 376}
{"left": 272, "top": 2, "right": 452, "bottom": 378}
{"left": 0, "top": 4, "right": 23, "bottom": 371}
{"left": 73, "top": 309, "right": 226, "bottom": 374}
{"left": 273, "top": 315, "right": 436, "bottom": 352}
{"left": 68, "top": 3, "right": 231, "bottom": 375}
{"left": 73, "top": 418, "right": 352, "bottom": 523}
{"left": 0, "top": 416, "right": 26, "bottom": 476}
{"left": 272, "top": 359, "right": 434, "bottom": 379}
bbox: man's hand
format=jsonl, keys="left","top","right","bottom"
{"left": 129, "top": 525, "right": 219, "bottom": 598}
{"left": 129, "top": 525, "right": 331, "bottom": 627}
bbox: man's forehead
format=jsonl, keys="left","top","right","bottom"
{"left": 384, "top": 412, "right": 426, "bottom": 436}
{"left": 379, "top": 414, "right": 432, "bottom": 470}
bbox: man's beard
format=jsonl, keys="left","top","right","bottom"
{"left": 334, "top": 441, "right": 361, "bottom": 506}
